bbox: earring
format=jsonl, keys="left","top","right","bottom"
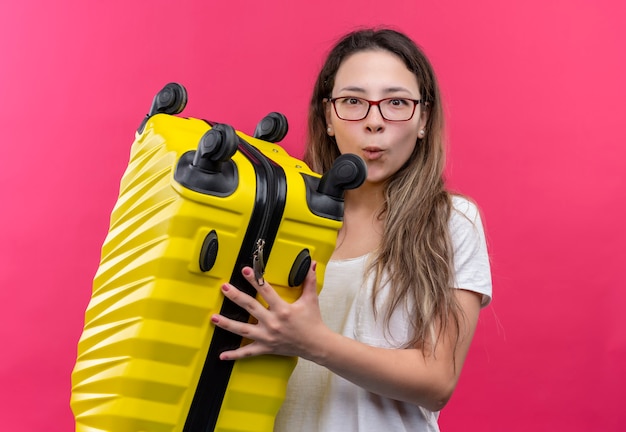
{"left": 327, "top": 127, "right": 332, "bottom": 134}
{"left": 419, "top": 129, "right": 425, "bottom": 137}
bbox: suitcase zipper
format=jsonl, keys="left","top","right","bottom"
{"left": 252, "top": 238, "right": 266, "bottom": 285}
{"left": 184, "top": 136, "right": 287, "bottom": 432}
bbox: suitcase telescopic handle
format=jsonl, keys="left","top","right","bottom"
{"left": 317, "top": 154, "right": 367, "bottom": 199}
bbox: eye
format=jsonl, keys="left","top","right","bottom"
{"left": 339, "top": 97, "right": 365, "bottom": 106}
{"left": 388, "top": 98, "right": 410, "bottom": 107}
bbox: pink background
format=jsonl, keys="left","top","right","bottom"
{"left": 1, "top": 0, "right": 624, "bottom": 431}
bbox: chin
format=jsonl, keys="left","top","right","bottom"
{"left": 364, "top": 174, "right": 391, "bottom": 186}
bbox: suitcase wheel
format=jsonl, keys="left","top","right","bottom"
{"left": 288, "top": 249, "right": 311, "bottom": 287}
{"left": 192, "top": 124, "right": 239, "bottom": 173}
{"left": 253, "top": 112, "right": 289, "bottom": 143}
{"left": 199, "top": 230, "right": 219, "bottom": 272}
{"left": 149, "top": 82, "right": 188, "bottom": 116}
{"left": 138, "top": 82, "right": 188, "bottom": 133}
{"left": 317, "top": 154, "right": 367, "bottom": 199}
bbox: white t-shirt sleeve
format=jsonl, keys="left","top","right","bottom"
{"left": 449, "top": 196, "right": 493, "bottom": 306}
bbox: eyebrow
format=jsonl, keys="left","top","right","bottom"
{"left": 336, "top": 86, "right": 415, "bottom": 95}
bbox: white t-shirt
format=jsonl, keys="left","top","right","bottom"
{"left": 274, "top": 196, "right": 492, "bottom": 432}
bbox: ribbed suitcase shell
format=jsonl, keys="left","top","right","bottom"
{"left": 71, "top": 113, "right": 342, "bottom": 431}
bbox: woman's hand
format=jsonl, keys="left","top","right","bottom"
{"left": 211, "top": 262, "right": 483, "bottom": 410}
{"left": 211, "top": 261, "right": 328, "bottom": 361}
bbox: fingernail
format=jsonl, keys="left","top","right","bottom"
{"left": 222, "top": 283, "right": 230, "bottom": 292}
{"left": 312, "top": 261, "right": 317, "bottom": 271}
{"left": 211, "top": 315, "right": 219, "bottom": 323}
{"left": 243, "top": 267, "right": 252, "bottom": 277}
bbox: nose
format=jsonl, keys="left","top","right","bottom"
{"left": 364, "top": 104, "right": 385, "bottom": 133}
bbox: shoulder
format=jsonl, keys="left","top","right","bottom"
{"left": 451, "top": 195, "right": 480, "bottom": 219}
{"left": 449, "top": 195, "right": 484, "bottom": 234}
{"left": 448, "top": 194, "right": 492, "bottom": 305}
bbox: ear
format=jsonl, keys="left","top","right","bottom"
{"left": 418, "top": 104, "right": 429, "bottom": 130}
{"left": 324, "top": 100, "right": 335, "bottom": 136}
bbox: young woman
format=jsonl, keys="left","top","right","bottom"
{"left": 211, "top": 28, "right": 492, "bottom": 431}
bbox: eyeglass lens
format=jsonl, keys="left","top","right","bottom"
{"left": 333, "top": 97, "right": 417, "bottom": 121}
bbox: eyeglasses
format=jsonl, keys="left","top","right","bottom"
{"left": 327, "top": 96, "right": 422, "bottom": 122}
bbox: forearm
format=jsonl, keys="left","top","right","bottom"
{"left": 302, "top": 289, "right": 483, "bottom": 411}
{"left": 305, "top": 329, "right": 456, "bottom": 411}
{"left": 212, "top": 267, "right": 482, "bottom": 412}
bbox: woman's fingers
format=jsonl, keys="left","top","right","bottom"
{"left": 299, "top": 261, "right": 318, "bottom": 300}
{"left": 210, "top": 312, "right": 262, "bottom": 345}
{"left": 240, "top": 266, "right": 284, "bottom": 309}
{"left": 211, "top": 312, "right": 251, "bottom": 338}
{"left": 211, "top": 262, "right": 322, "bottom": 361}
{"left": 210, "top": 314, "right": 266, "bottom": 360}
{"left": 218, "top": 343, "right": 265, "bottom": 361}
{"left": 218, "top": 282, "right": 270, "bottom": 321}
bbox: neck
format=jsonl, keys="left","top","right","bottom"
{"left": 333, "top": 182, "right": 386, "bottom": 260}
{"left": 343, "top": 181, "right": 385, "bottom": 215}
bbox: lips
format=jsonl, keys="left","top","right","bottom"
{"left": 362, "top": 146, "right": 384, "bottom": 161}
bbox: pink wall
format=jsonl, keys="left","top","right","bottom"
{"left": 1, "top": 1, "right": 624, "bottom": 430}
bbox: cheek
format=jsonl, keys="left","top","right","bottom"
{"left": 335, "top": 140, "right": 353, "bottom": 156}
{"left": 332, "top": 125, "right": 359, "bottom": 153}
{"left": 398, "top": 129, "right": 420, "bottom": 155}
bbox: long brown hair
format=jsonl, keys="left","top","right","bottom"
{"left": 304, "top": 28, "right": 462, "bottom": 354}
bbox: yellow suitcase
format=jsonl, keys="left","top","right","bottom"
{"left": 70, "top": 83, "right": 365, "bottom": 431}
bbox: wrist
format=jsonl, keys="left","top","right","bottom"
{"left": 303, "top": 326, "right": 339, "bottom": 367}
